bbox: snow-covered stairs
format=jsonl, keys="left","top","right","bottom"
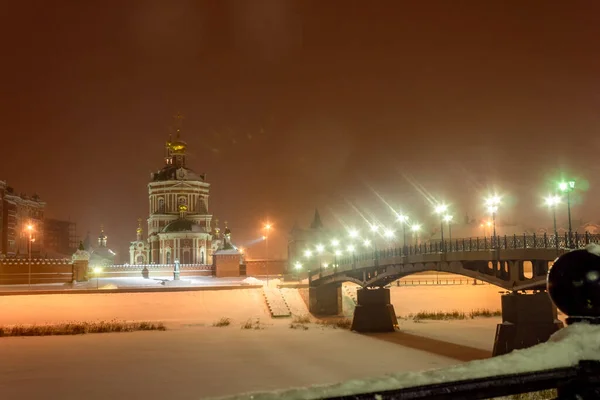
{"left": 262, "top": 286, "right": 291, "bottom": 318}
{"left": 343, "top": 285, "right": 358, "bottom": 305}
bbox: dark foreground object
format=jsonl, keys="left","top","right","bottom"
{"left": 351, "top": 288, "right": 398, "bottom": 332}
{"left": 492, "top": 291, "right": 563, "bottom": 356}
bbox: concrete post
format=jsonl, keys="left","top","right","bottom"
{"left": 492, "top": 291, "right": 563, "bottom": 356}
{"left": 309, "top": 283, "right": 342, "bottom": 315}
{"left": 351, "top": 287, "right": 398, "bottom": 333}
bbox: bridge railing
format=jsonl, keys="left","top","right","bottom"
{"left": 335, "top": 232, "right": 599, "bottom": 266}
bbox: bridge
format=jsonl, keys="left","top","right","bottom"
{"left": 305, "top": 232, "right": 598, "bottom": 356}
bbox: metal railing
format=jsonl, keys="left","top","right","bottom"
{"left": 325, "top": 359, "right": 600, "bottom": 400}
{"left": 336, "top": 232, "right": 599, "bottom": 266}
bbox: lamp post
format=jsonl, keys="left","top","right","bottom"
{"left": 485, "top": 195, "right": 501, "bottom": 248}
{"left": 294, "top": 261, "right": 302, "bottom": 283}
{"left": 434, "top": 204, "right": 448, "bottom": 252}
{"left": 347, "top": 244, "right": 356, "bottom": 269}
{"left": 443, "top": 215, "right": 453, "bottom": 250}
{"left": 370, "top": 223, "right": 379, "bottom": 262}
{"left": 397, "top": 214, "right": 408, "bottom": 254}
{"left": 410, "top": 224, "right": 421, "bottom": 247}
{"left": 263, "top": 223, "right": 272, "bottom": 284}
{"left": 93, "top": 267, "right": 102, "bottom": 289}
{"left": 559, "top": 181, "right": 575, "bottom": 248}
{"left": 315, "top": 244, "right": 324, "bottom": 275}
{"left": 25, "top": 224, "right": 34, "bottom": 288}
{"left": 544, "top": 195, "right": 561, "bottom": 251}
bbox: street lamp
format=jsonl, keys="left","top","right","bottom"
{"left": 263, "top": 223, "right": 272, "bottom": 284}
{"left": 334, "top": 249, "right": 342, "bottom": 269}
{"left": 410, "top": 223, "right": 421, "bottom": 246}
{"left": 383, "top": 228, "right": 395, "bottom": 240}
{"left": 397, "top": 214, "right": 409, "bottom": 252}
{"left": 544, "top": 195, "right": 561, "bottom": 253}
{"left": 316, "top": 244, "right": 324, "bottom": 274}
{"left": 26, "top": 224, "right": 34, "bottom": 288}
{"left": 331, "top": 239, "right": 340, "bottom": 247}
{"left": 93, "top": 267, "right": 102, "bottom": 289}
{"left": 443, "top": 214, "right": 453, "bottom": 250}
{"left": 558, "top": 181, "right": 575, "bottom": 248}
{"left": 434, "top": 204, "right": 448, "bottom": 252}
{"left": 348, "top": 229, "right": 359, "bottom": 239}
{"left": 485, "top": 195, "right": 501, "bottom": 247}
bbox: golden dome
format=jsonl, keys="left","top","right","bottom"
{"left": 168, "top": 140, "right": 187, "bottom": 153}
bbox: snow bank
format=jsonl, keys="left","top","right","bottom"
{"left": 213, "top": 323, "right": 600, "bottom": 400}
{"left": 241, "top": 277, "right": 263, "bottom": 286}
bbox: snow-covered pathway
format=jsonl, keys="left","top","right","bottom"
{"left": 0, "top": 325, "right": 460, "bottom": 400}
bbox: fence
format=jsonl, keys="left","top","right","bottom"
{"left": 340, "top": 232, "right": 599, "bottom": 265}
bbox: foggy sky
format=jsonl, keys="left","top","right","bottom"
{"left": 1, "top": 0, "right": 599, "bottom": 259}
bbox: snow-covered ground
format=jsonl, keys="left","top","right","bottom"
{"left": 0, "top": 284, "right": 555, "bottom": 399}
{"left": 0, "top": 323, "right": 461, "bottom": 399}
{"left": 0, "top": 289, "right": 271, "bottom": 326}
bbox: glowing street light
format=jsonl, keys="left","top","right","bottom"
{"left": 443, "top": 214, "right": 453, "bottom": 246}
{"left": 370, "top": 224, "right": 379, "bottom": 233}
{"left": 294, "top": 261, "right": 302, "bottom": 270}
{"left": 410, "top": 223, "right": 421, "bottom": 246}
{"left": 434, "top": 204, "right": 449, "bottom": 252}
{"left": 304, "top": 249, "right": 313, "bottom": 258}
{"left": 25, "top": 223, "right": 34, "bottom": 289}
{"left": 383, "top": 228, "right": 395, "bottom": 239}
{"left": 315, "top": 244, "right": 324, "bottom": 253}
{"left": 348, "top": 229, "right": 359, "bottom": 238}
{"left": 93, "top": 266, "right": 102, "bottom": 289}
{"left": 346, "top": 245, "right": 355, "bottom": 253}
{"left": 544, "top": 194, "right": 561, "bottom": 252}
{"left": 331, "top": 239, "right": 340, "bottom": 247}
{"left": 263, "top": 223, "right": 272, "bottom": 284}
{"left": 396, "top": 214, "right": 409, "bottom": 251}
{"left": 484, "top": 195, "right": 501, "bottom": 246}
{"left": 558, "top": 181, "right": 575, "bottom": 248}
{"left": 363, "top": 239, "right": 371, "bottom": 247}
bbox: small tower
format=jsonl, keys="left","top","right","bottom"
{"left": 98, "top": 225, "right": 107, "bottom": 248}
{"left": 223, "top": 221, "right": 233, "bottom": 250}
{"left": 136, "top": 218, "right": 143, "bottom": 242}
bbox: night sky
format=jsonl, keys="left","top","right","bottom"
{"left": 1, "top": 1, "right": 599, "bottom": 260}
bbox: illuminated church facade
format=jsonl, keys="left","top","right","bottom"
{"left": 129, "top": 122, "right": 225, "bottom": 265}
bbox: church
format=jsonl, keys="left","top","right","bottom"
{"left": 129, "top": 121, "right": 229, "bottom": 265}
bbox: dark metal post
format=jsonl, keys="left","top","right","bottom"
{"left": 492, "top": 211, "right": 497, "bottom": 248}
{"left": 440, "top": 221, "right": 445, "bottom": 252}
{"left": 403, "top": 224, "right": 407, "bottom": 255}
{"left": 567, "top": 190, "right": 573, "bottom": 248}
{"left": 448, "top": 221, "right": 452, "bottom": 251}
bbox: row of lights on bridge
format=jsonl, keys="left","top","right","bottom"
{"left": 293, "top": 181, "right": 577, "bottom": 271}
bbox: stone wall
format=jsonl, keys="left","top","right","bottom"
{"left": 245, "top": 259, "right": 287, "bottom": 277}
{"left": 0, "top": 258, "right": 75, "bottom": 284}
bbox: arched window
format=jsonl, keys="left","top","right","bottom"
{"left": 200, "top": 250, "right": 205, "bottom": 264}
{"left": 166, "top": 251, "right": 171, "bottom": 264}
{"left": 136, "top": 255, "right": 144, "bottom": 264}
{"left": 158, "top": 198, "right": 165, "bottom": 213}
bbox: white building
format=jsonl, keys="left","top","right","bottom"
{"left": 130, "top": 123, "right": 223, "bottom": 265}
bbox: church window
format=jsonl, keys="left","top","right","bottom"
{"left": 158, "top": 198, "right": 165, "bottom": 213}
{"left": 166, "top": 252, "right": 171, "bottom": 264}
